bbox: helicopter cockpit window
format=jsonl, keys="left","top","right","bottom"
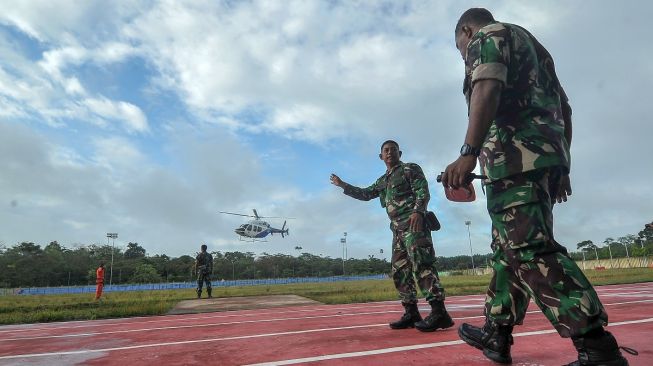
{"left": 246, "top": 225, "right": 252, "bottom": 231}
{"left": 256, "top": 226, "right": 262, "bottom": 232}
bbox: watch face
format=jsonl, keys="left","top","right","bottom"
{"left": 460, "top": 144, "right": 479, "bottom": 156}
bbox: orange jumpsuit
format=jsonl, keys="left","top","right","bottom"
{"left": 95, "top": 266, "right": 105, "bottom": 300}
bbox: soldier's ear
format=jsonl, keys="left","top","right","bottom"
{"left": 379, "top": 153, "right": 383, "bottom": 160}
{"left": 399, "top": 151, "right": 402, "bottom": 157}
{"left": 462, "top": 25, "right": 473, "bottom": 38}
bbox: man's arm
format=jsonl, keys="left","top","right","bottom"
{"left": 407, "top": 164, "right": 429, "bottom": 214}
{"left": 556, "top": 97, "right": 573, "bottom": 203}
{"left": 562, "top": 100, "right": 572, "bottom": 146}
{"left": 442, "top": 79, "right": 502, "bottom": 188}
{"left": 464, "top": 79, "right": 502, "bottom": 150}
{"left": 407, "top": 164, "right": 429, "bottom": 232}
{"left": 330, "top": 173, "right": 380, "bottom": 201}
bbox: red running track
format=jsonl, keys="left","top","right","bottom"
{"left": 0, "top": 282, "right": 651, "bottom": 365}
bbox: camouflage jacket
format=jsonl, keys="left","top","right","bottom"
{"left": 342, "top": 162, "right": 429, "bottom": 229}
{"left": 195, "top": 252, "right": 213, "bottom": 274}
{"left": 463, "top": 22, "right": 571, "bottom": 181}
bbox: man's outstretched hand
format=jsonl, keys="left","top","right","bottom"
{"left": 330, "top": 173, "right": 344, "bottom": 188}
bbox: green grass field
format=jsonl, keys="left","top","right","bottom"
{"left": 0, "top": 268, "right": 651, "bottom": 325}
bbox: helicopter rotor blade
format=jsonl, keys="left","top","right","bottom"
{"left": 257, "top": 215, "right": 297, "bottom": 219}
{"left": 219, "top": 210, "right": 296, "bottom": 219}
{"left": 251, "top": 209, "right": 295, "bottom": 220}
{"left": 219, "top": 211, "right": 256, "bottom": 218}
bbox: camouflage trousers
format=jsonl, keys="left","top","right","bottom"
{"left": 484, "top": 167, "right": 608, "bottom": 338}
{"left": 391, "top": 226, "right": 445, "bottom": 304}
{"left": 197, "top": 272, "right": 212, "bottom": 294}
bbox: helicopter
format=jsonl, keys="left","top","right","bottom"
{"left": 219, "top": 209, "right": 294, "bottom": 241}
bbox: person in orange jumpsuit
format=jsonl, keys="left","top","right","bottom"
{"left": 95, "top": 263, "right": 105, "bottom": 300}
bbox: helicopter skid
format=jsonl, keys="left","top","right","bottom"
{"left": 238, "top": 236, "right": 268, "bottom": 243}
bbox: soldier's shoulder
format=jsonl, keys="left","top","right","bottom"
{"left": 472, "top": 22, "right": 509, "bottom": 47}
{"left": 403, "top": 162, "right": 424, "bottom": 172}
{"left": 478, "top": 22, "right": 508, "bottom": 36}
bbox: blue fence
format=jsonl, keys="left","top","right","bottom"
{"left": 7, "top": 274, "right": 388, "bottom": 296}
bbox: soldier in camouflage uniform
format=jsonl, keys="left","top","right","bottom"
{"left": 441, "top": 8, "right": 632, "bottom": 365}
{"left": 331, "top": 140, "right": 453, "bottom": 332}
{"left": 195, "top": 244, "right": 213, "bottom": 299}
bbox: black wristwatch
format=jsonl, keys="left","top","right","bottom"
{"left": 460, "top": 143, "right": 481, "bottom": 157}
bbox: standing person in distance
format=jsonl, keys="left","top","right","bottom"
{"left": 195, "top": 244, "right": 213, "bottom": 299}
{"left": 95, "top": 263, "right": 105, "bottom": 301}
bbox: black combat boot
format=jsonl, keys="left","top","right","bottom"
{"left": 414, "top": 299, "right": 454, "bottom": 332}
{"left": 565, "top": 330, "right": 636, "bottom": 366}
{"left": 207, "top": 287, "right": 212, "bottom": 299}
{"left": 389, "top": 302, "right": 422, "bottom": 329}
{"left": 458, "top": 321, "right": 513, "bottom": 364}
{"left": 196, "top": 288, "right": 202, "bottom": 299}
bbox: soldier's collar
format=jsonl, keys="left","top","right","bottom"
{"left": 385, "top": 161, "right": 404, "bottom": 176}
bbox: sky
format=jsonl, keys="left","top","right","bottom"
{"left": 1, "top": 1, "right": 651, "bottom": 261}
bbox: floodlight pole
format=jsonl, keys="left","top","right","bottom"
{"left": 465, "top": 221, "right": 475, "bottom": 274}
{"left": 341, "top": 232, "right": 347, "bottom": 276}
{"left": 106, "top": 233, "right": 118, "bottom": 286}
{"left": 294, "top": 246, "right": 302, "bottom": 277}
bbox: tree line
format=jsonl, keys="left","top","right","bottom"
{"left": 571, "top": 222, "right": 652, "bottom": 261}
{"left": 1, "top": 222, "right": 650, "bottom": 288}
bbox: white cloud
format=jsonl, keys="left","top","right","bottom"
{"left": 0, "top": 1, "right": 651, "bottom": 260}
{"left": 84, "top": 97, "right": 149, "bottom": 133}
{"left": 92, "top": 136, "right": 146, "bottom": 172}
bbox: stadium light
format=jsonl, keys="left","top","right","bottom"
{"left": 341, "top": 232, "right": 347, "bottom": 276}
{"left": 106, "top": 233, "right": 118, "bottom": 285}
{"left": 465, "top": 221, "right": 475, "bottom": 274}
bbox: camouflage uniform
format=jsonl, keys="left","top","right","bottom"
{"left": 195, "top": 251, "right": 213, "bottom": 298}
{"left": 464, "top": 22, "right": 607, "bottom": 338}
{"left": 342, "top": 162, "right": 445, "bottom": 304}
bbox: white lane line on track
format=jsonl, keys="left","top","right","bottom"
{"left": 0, "top": 302, "right": 402, "bottom": 334}
{"left": 598, "top": 287, "right": 653, "bottom": 293}
{"left": 0, "top": 323, "right": 392, "bottom": 360}
{"left": 3, "top": 298, "right": 648, "bottom": 343}
{"left": 0, "top": 310, "right": 399, "bottom": 342}
{"left": 242, "top": 318, "right": 653, "bottom": 366}
{"left": 2, "top": 299, "right": 651, "bottom": 343}
{"left": 0, "top": 300, "right": 653, "bottom": 346}
{"left": 0, "top": 300, "right": 480, "bottom": 336}
{"left": 0, "top": 304, "right": 482, "bottom": 342}
{"left": 1, "top": 282, "right": 649, "bottom": 335}
{"left": 0, "top": 282, "right": 640, "bottom": 333}
{"left": 602, "top": 293, "right": 653, "bottom": 298}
